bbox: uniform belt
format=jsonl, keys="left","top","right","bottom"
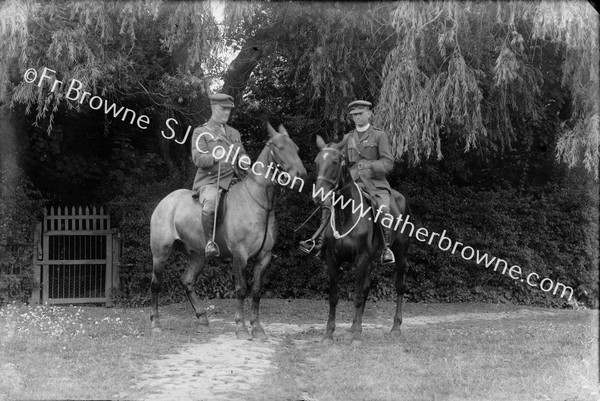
{"left": 348, "top": 160, "right": 372, "bottom": 168}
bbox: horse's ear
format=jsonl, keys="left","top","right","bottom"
{"left": 278, "top": 124, "right": 289, "bottom": 136}
{"left": 266, "top": 122, "right": 277, "bottom": 138}
{"left": 335, "top": 134, "right": 350, "bottom": 150}
{"left": 316, "top": 135, "right": 326, "bottom": 150}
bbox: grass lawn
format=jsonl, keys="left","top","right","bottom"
{"left": 0, "top": 299, "right": 597, "bottom": 400}
{"left": 250, "top": 300, "right": 600, "bottom": 401}
{"left": 0, "top": 301, "right": 201, "bottom": 400}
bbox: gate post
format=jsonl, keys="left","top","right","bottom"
{"left": 30, "top": 222, "right": 42, "bottom": 305}
{"left": 105, "top": 231, "right": 114, "bottom": 307}
{"left": 41, "top": 233, "right": 49, "bottom": 304}
{"left": 111, "top": 229, "right": 121, "bottom": 291}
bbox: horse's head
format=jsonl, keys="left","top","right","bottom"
{"left": 265, "top": 123, "right": 307, "bottom": 183}
{"left": 313, "top": 134, "right": 350, "bottom": 205}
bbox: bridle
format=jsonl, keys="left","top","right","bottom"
{"left": 316, "top": 147, "right": 358, "bottom": 193}
{"left": 267, "top": 139, "right": 288, "bottom": 170}
{"left": 316, "top": 147, "right": 347, "bottom": 191}
{"left": 315, "top": 147, "right": 365, "bottom": 239}
{"left": 243, "top": 133, "right": 299, "bottom": 255}
{"left": 244, "top": 135, "right": 294, "bottom": 210}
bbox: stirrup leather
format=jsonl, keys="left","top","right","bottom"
{"left": 299, "top": 209, "right": 329, "bottom": 254}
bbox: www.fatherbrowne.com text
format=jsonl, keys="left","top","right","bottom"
{"left": 311, "top": 185, "right": 574, "bottom": 301}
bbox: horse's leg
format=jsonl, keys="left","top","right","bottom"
{"left": 391, "top": 242, "right": 408, "bottom": 335}
{"left": 249, "top": 250, "right": 271, "bottom": 339}
{"left": 322, "top": 256, "right": 339, "bottom": 345}
{"left": 232, "top": 253, "right": 251, "bottom": 340}
{"left": 150, "top": 254, "right": 167, "bottom": 334}
{"left": 349, "top": 253, "right": 371, "bottom": 344}
{"left": 181, "top": 252, "right": 209, "bottom": 331}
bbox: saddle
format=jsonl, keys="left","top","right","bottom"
{"left": 355, "top": 186, "right": 403, "bottom": 222}
{"left": 357, "top": 186, "right": 375, "bottom": 208}
{"left": 347, "top": 186, "right": 405, "bottom": 244}
{"left": 358, "top": 188, "right": 383, "bottom": 244}
{"left": 192, "top": 188, "right": 229, "bottom": 225}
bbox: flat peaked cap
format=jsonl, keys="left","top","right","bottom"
{"left": 209, "top": 93, "right": 234, "bottom": 107}
{"left": 348, "top": 100, "right": 372, "bottom": 114}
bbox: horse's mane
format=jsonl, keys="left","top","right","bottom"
{"left": 231, "top": 132, "right": 285, "bottom": 190}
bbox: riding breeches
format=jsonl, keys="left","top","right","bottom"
{"left": 356, "top": 181, "right": 390, "bottom": 215}
{"left": 198, "top": 185, "right": 219, "bottom": 214}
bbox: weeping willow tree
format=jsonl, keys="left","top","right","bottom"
{"left": 0, "top": 0, "right": 225, "bottom": 133}
{"left": 376, "top": 1, "right": 599, "bottom": 178}
{"left": 1, "top": 0, "right": 598, "bottom": 179}
{"left": 219, "top": 0, "right": 598, "bottom": 178}
{"left": 219, "top": 1, "right": 397, "bottom": 134}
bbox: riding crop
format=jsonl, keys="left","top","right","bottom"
{"left": 212, "top": 160, "right": 221, "bottom": 255}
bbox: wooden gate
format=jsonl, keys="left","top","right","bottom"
{"left": 31, "top": 206, "right": 120, "bottom": 306}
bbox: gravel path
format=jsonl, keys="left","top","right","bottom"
{"left": 122, "top": 308, "right": 568, "bottom": 401}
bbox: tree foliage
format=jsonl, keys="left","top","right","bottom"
{"left": 376, "top": 1, "right": 599, "bottom": 177}
{"left": 1, "top": 0, "right": 597, "bottom": 177}
{"left": 0, "top": 0, "right": 222, "bottom": 135}
{"left": 220, "top": 2, "right": 397, "bottom": 135}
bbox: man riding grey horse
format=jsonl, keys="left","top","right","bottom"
{"left": 299, "top": 100, "right": 396, "bottom": 265}
{"left": 191, "top": 93, "right": 248, "bottom": 258}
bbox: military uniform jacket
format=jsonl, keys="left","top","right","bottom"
{"left": 191, "top": 120, "right": 247, "bottom": 192}
{"left": 343, "top": 125, "right": 394, "bottom": 196}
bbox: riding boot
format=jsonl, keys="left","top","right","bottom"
{"left": 202, "top": 210, "right": 220, "bottom": 258}
{"left": 380, "top": 226, "right": 395, "bottom": 265}
{"left": 299, "top": 206, "right": 331, "bottom": 259}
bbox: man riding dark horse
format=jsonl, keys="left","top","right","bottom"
{"left": 192, "top": 93, "right": 248, "bottom": 258}
{"left": 299, "top": 100, "right": 396, "bottom": 265}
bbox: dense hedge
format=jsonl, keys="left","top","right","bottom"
{"left": 401, "top": 178, "right": 598, "bottom": 307}
{"left": 104, "top": 157, "right": 598, "bottom": 309}
{"left": 0, "top": 166, "right": 45, "bottom": 305}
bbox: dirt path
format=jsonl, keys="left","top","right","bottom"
{"left": 122, "top": 309, "right": 566, "bottom": 401}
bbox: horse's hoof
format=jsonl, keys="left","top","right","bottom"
{"left": 151, "top": 326, "right": 162, "bottom": 335}
{"left": 346, "top": 326, "right": 356, "bottom": 333}
{"left": 321, "top": 337, "right": 334, "bottom": 345}
{"left": 196, "top": 323, "right": 210, "bottom": 333}
{"left": 251, "top": 327, "right": 267, "bottom": 340}
{"left": 236, "top": 328, "right": 252, "bottom": 341}
{"left": 389, "top": 328, "right": 402, "bottom": 337}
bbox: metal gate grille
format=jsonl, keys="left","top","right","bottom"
{"left": 48, "top": 264, "right": 106, "bottom": 299}
{"left": 32, "top": 206, "right": 119, "bottom": 305}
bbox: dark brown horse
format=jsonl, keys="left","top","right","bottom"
{"left": 314, "top": 135, "right": 410, "bottom": 344}
{"left": 149, "top": 124, "right": 306, "bottom": 339}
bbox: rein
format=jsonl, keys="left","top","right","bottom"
{"left": 318, "top": 147, "right": 365, "bottom": 239}
{"left": 243, "top": 137, "right": 289, "bottom": 257}
{"left": 330, "top": 182, "right": 364, "bottom": 239}
{"left": 316, "top": 147, "right": 344, "bottom": 190}
{"left": 243, "top": 141, "right": 281, "bottom": 211}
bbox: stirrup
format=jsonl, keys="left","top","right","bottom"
{"left": 205, "top": 241, "right": 220, "bottom": 257}
{"left": 299, "top": 238, "right": 316, "bottom": 254}
{"left": 381, "top": 247, "right": 395, "bottom": 265}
